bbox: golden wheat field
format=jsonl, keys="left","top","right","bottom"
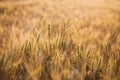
{"left": 0, "top": 0, "right": 120, "bottom": 80}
